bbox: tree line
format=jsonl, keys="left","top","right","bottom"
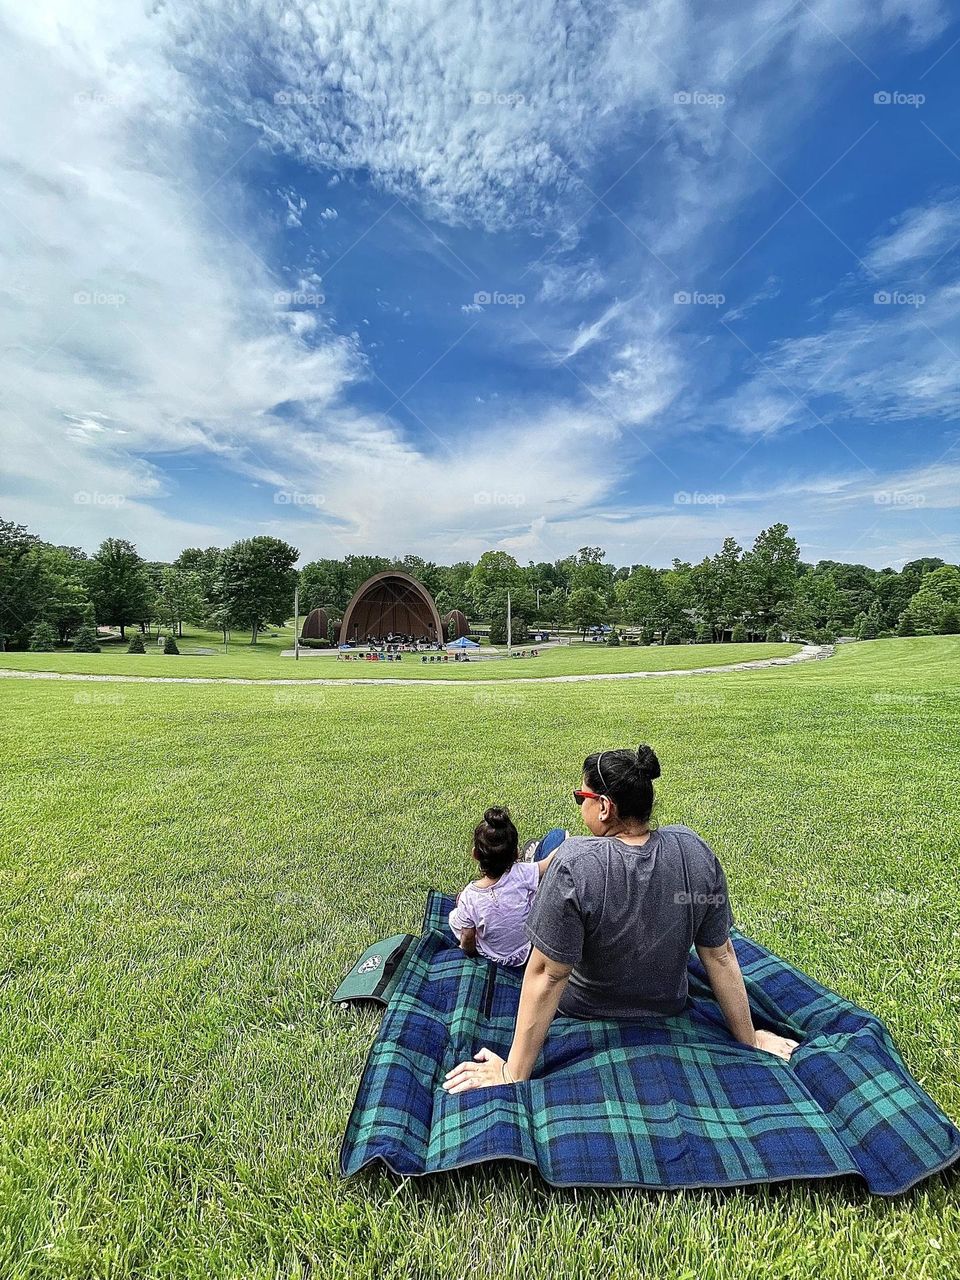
{"left": 1, "top": 515, "right": 957, "bottom": 651}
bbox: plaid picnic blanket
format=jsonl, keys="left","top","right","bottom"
{"left": 340, "top": 891, "right": 960, "bottom": 1194}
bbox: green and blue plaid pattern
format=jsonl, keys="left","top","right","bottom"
{"left": 340, "top": 891, "right": 960, "bottom": 1194}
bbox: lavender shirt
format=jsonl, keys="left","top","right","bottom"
{"left": 449, "top": 861, "right": 540, "bottom": 966}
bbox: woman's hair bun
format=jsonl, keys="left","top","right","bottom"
{"left": 483, "top": 806, "right": 513, "bottom": 827}
{"left": 635, "top": 744, "right": 661, "bottom": 780}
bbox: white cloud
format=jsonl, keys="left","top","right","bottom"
{"left": 158, "top": 0, "right": 946, "bottom": 237}
{"left": 865, "top": 197, "right": 960, "bottom": 273}
{"left": 0, "top": 0, "right": 954, "bottom": 570}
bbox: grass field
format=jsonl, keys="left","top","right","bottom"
{"left": 0, "top": 627, "right": 800, "bottom": 680}
{"left": 0, "top": 636, "right": 958, "bottom": 1278}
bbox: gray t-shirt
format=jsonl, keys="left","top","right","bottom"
{"left": 525, "top": 825, "right": 734, "bottom": 1020}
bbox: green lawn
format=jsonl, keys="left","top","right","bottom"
{"left": 0, "top": 626, "right": 800, "bottom": 680}
{"left": 0, "top": 636, "right": 957, "bottom": 1278}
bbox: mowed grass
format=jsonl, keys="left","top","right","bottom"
{"left": 0, "top": 636, "right": 958, "bottom": 1279}
{"left": 0, "top": 625, "right": 799, "bottom": 680}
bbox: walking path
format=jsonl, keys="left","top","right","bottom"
{"left": 0, "top": 644, "right": 834, "bottom": 688}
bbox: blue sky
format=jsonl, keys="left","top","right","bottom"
{"left": 1, "top": 0, "right": 958, "bottom": 568}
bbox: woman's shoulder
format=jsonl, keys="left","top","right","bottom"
{"left": 657, "top": 824, "right": 722, "bottom": 862}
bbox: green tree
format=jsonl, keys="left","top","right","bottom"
{"left": 71, "top": 604, "right": 101, "bottom": 652}
{"left": 0, "top": 519, "right": 40, "bottom": 648}
{"left": 216, "top": 536, "right": 299, "bottom": 643}
{"left": 156, "top": 566, "right": 204, "bottom": 637}
{"left": 127, "top": 631, "right": 146, "bottom": 654}
{"left": 616, "top": 566, "right": 666, "bottom": 633}
{"left": 29, "top": 619, "right": 56, "bottom": 651}
{"left": 567, "top": 587, "right": 605, "bottom": 638}
{"left": 740, "top": 524, "right": 800, "bottom": 631}
{"left": 466, "top": 552, "right": 523, "bottom": 618}
{"left": 175, "top": 546, "right": 222, "bottom": 625}
{"left": 731, "top": 622, "right": 748, "bottom": 643}
{"left": 487, "top": 587, "right": 533, "bottom": 645}
{"left": 163, "top": 633, "right": 180, "bottom": 655}
{"left": 900, "top": 566, "right": 960, "bottom": 634}
{"left": 856, "top": 612, "right": 878, "bottom": 640}
{"left": 87, "top": 538, "right": 152, "bottom": 639}
{"left": 714, "top": 537, "right": 744, "bottom": 638}
{"left": 297, "top": 558, "right": 350, "bottom": 615}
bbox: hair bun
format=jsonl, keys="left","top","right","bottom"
{"left": 483, "top": 806, "right": 512, "bottom": 827}
{"left": 635, "top": 745, "right": 661, "bottom": 780}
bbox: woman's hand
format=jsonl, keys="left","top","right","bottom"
{"left": 754, "top": 1029, "right": 800, "bottom": 1060}
{"left": 442, "top": 1047, "right": 512, "bottom": 1094}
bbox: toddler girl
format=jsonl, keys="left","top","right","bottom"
{"left": 449, "top": 807, "right": 555, "bottom": 966}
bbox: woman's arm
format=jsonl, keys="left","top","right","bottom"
{"left": 535, "top": 853, "right": 555, "bottom": 879}
{"left": 442, "top": 947, "right": 572, "bottom": 1093}
{"left": 697, "top": 939, "right": 799, "bottom": 1060}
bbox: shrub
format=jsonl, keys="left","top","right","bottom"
{"left": 663, "top": 629, "right": 680, "bottom": 646}
{"left": 29, "top": 620, "right": 57, "bottom": 652}
{"left": 856, "top": 613, "right": 878, "bottom": 640}
{"left": 638, "top": 627, "right": 653, "bottom": 646}
{"left": 605, "top": 630, "right": 620, "bottom": 647}
{"left": 897, "top": 613, "right": 916, "bottom": 637}
{"left": 299, "top": 637, "right": 330, "bottom": 649}
{"left": 163, "top": 634, "right": 180, "bottom": 655}
{"left": 127, "top": 632, "right": 146, "bottom": 654}
{"left": 940, "top": 608, "right": 960, "bottom": 635}
{"left": 71, "top": 622, "right": 101, "bottom": 653}
{"left": 765, "top": 625, "right": 782, "bottom": 643}
{"left": 730, "top": 622, "right": 748, "bottom": 643}
{"left": 695, "top": 624, "right": 713, "bottom": 644}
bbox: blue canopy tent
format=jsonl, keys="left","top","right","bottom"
{"left": 445, "top": 636, "right": 479, "bottom": 650}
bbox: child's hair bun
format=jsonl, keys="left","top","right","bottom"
{"left": 483, "top": 805, "right": 513, "bottom": 827}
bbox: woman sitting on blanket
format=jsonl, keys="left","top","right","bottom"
{"left": 449, "top": 807, "right": 556, "bottom": 966}
{"left": 443, "top": 744, "right": 799, "bottom": 1094}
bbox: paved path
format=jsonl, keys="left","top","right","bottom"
{"left": 0, "top": 644, "right": 835, "bottom": 688}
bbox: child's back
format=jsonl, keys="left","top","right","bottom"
{"left": 450, "top": 860, "right": 540, "bottom": 966}
{"left": 448, "top": 807, "right": 554, "bottom": 966}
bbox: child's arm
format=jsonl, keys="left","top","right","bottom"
{"left": 536, "top": 853, "right": 556, "bottom": 879}
{"left": 458, "top": 926, "right": 478, "bottom": 957}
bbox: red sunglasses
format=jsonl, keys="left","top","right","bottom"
{"left": 573, "top": 789, "right": 606, "bottom": 806}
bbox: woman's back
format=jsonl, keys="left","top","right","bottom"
{"left": 525, "top": 825, "right": 733, "bottom": 1019}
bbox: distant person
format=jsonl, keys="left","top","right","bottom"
{"left": 449, "top": 808, "right": 556, "bottom": 967}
